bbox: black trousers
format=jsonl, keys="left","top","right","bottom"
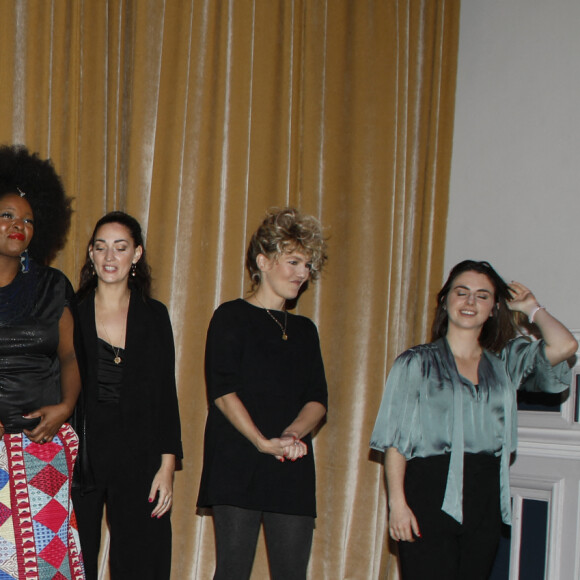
{"left": 212, "top": 505, "right": 314, "bottom": 580}
{"left": 72, "top": 404, "right": 172, "bottom": 580}
{"left": 397, "top": 453, "right": 502, "bottom": 580}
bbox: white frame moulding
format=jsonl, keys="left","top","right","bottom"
{"left": 512, "top": 329, "right": 580, "bottom": 580}
{"left": 509, "top": 474, "right": 563, "bottom": 580}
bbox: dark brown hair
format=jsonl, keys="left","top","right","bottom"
{"left": 77, "top": 211, "right": 152, "bottom": 300}
{"left": 431, "top": 260, "right": 517, "bottom": 353}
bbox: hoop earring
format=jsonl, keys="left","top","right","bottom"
{"left": 20, "top": 249, "right": 30, "bottom": 274}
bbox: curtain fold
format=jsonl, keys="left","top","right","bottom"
{"left": 0, "top": 1, "right": 459, "bottom": 577}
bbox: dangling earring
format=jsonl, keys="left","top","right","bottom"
{"left": 20, "top": 249, "right": 30, "bottom": 274}
{"left": 131, "top": 263, "right": 137, "bottom": 277}
{"left": 90, "top": 261, "right": 96, "bottom": 276}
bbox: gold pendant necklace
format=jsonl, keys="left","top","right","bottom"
{"left": 254, "top": 297, "right": 288, "bottom": 340}
{"left": 98, "top": 317, "right": 125, "bottom": 364}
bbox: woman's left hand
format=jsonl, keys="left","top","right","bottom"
{"left": 280, "top": 432, "right": 308, "bottom": 461}
{"left": 149, "top": 463, "right": 175, "bottom": 518}
{"left": 23, "top": 403, "right": 70, "bottom": 444}
{"left": 507, "top": 281, "right": 540, "bottom": 317}
{"left": 508, "top": 280, "right": 578, "bottom": 365}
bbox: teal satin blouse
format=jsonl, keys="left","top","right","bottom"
{"left": 370, "top": 337, "right": 571, "bottom": 524}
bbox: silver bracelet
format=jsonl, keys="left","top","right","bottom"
{"left": 529, "top": 304, "right": 545, "bottom": 324}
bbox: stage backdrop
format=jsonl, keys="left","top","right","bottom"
{"left": 0, "top": 1, "right": 459, "bottom": 577}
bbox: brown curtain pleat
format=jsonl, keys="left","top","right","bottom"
{"left": 0, "top": 1, "right": 459, "bottom": 578}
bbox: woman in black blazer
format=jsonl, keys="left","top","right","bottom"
{"left": 72, "top": 211, "right": 182, "bottom": 580}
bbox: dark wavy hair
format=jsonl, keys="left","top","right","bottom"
{"left": 246, "top": 207, "right": 328, "bottom": 291}
{"left": 77, "top": 211, "right": 152, "bottom": 301}
{"left": 0, "top": 145, "right": 72, "bottom": 265}
{"left": 431, "top": 260, "right": 517, "bottom": 353}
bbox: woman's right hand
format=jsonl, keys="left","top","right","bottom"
{"left": 256, "top": 436, "right": 300, "bottom": 462}
{"left": 388, "top": 501, "right": 421, "bottom": 542}
{"left": 279, "top": 433, "right": 308, "bottom": 461}
{"left": 23, "top": 403, "right": 70, "bottom": 444}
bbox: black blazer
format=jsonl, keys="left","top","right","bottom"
{"left": 73, "top": 289, "right": 182, "bottom": 492}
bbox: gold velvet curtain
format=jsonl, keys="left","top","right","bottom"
{"left": 0, "top": 1, "right": 459, "bottom": 578}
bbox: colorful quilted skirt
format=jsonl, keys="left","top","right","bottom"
{"left": 0, "top": 424, "right": 84, "bottom": 579}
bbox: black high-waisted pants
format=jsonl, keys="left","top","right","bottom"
{"left": 397, "top": 453, "right": 502, "bottom": 580}
{"left": 72, "top": 404, "right": 172, "bottom": 580}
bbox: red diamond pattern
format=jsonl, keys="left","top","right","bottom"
{"left": 25, "top": 441, "right": 61, "bottom": 463}
{"left": 39, "top": 534, "right": 67, "bottom": 568}
{"left": 34, "top": 498, "right": 68, "bottom": 533}
{"left": 54, "top": 573, "right": 68, "bottom": 580}
{"left": 0, "top": 502, "right": 11, "bottom": 526}
{"left": 29, "top": 464, "right": 67, "bottom": 497}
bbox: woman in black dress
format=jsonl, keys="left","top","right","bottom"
{"left": 72, "top": 211, "right": 182, "bottom": 579}
{"left": 198, "top": 207, "right": 329, "bottom": 580}
{"left": 0, "top": 145, "right": 83, "bottom": 579}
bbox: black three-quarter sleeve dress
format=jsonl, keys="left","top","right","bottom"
{"left": 197, "top": 299, "right": 328, "bottom": 517}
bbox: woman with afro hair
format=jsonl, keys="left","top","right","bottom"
{"left": 0, "top": 145, "right": 84, "bottom": 579}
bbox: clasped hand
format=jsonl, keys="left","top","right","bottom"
{"left": 257, "top": 433, "right": 308, "bottom": 462}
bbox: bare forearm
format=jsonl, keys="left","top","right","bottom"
{"left": 531, "top": 309, "right": 577, "bottom": 365}
{"left": 59, "top": 355, "right": 81, "bottom": 415}
{"left": 385, "top": 447, "right": 408, "bottom": 509}
{"left": 214, "top": 392, "right": 266, "bottom": 449}
{"left": 159, "top": 453, "right": 176, "bottom": 473}
{"left": 508, "top": 283, "right": 577, "bottom": 365}
{"left": 282, "top": 401, "right": 326, "bottom": 440}
{"left": 385, "top": 447, "right": 421, "bottom": 541}
{"left": 57, "top": 307, "right": 81, "bottom": 415}
{"left": 214, "top": 393, "right": 313, "bottom": 460}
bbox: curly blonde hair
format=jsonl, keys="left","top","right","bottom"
{"left": 246, "top": 207, "right": 328, "bottom": 291}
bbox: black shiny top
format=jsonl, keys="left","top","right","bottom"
{"left": 0, "top": 261, "right": 73, "bottom": 433}
{"left": 97, "top": 338, "right": 124, "bottom": 403}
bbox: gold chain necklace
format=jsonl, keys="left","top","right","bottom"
{"left": 254, "top": 297, "right": 288, "bottom": 340}
{"left": 98, "top": 317, "right": 126, "bottom": 364}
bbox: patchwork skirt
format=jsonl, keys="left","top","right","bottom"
{"left": 0, "top": 423, "right": 85, "bottom": 579}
